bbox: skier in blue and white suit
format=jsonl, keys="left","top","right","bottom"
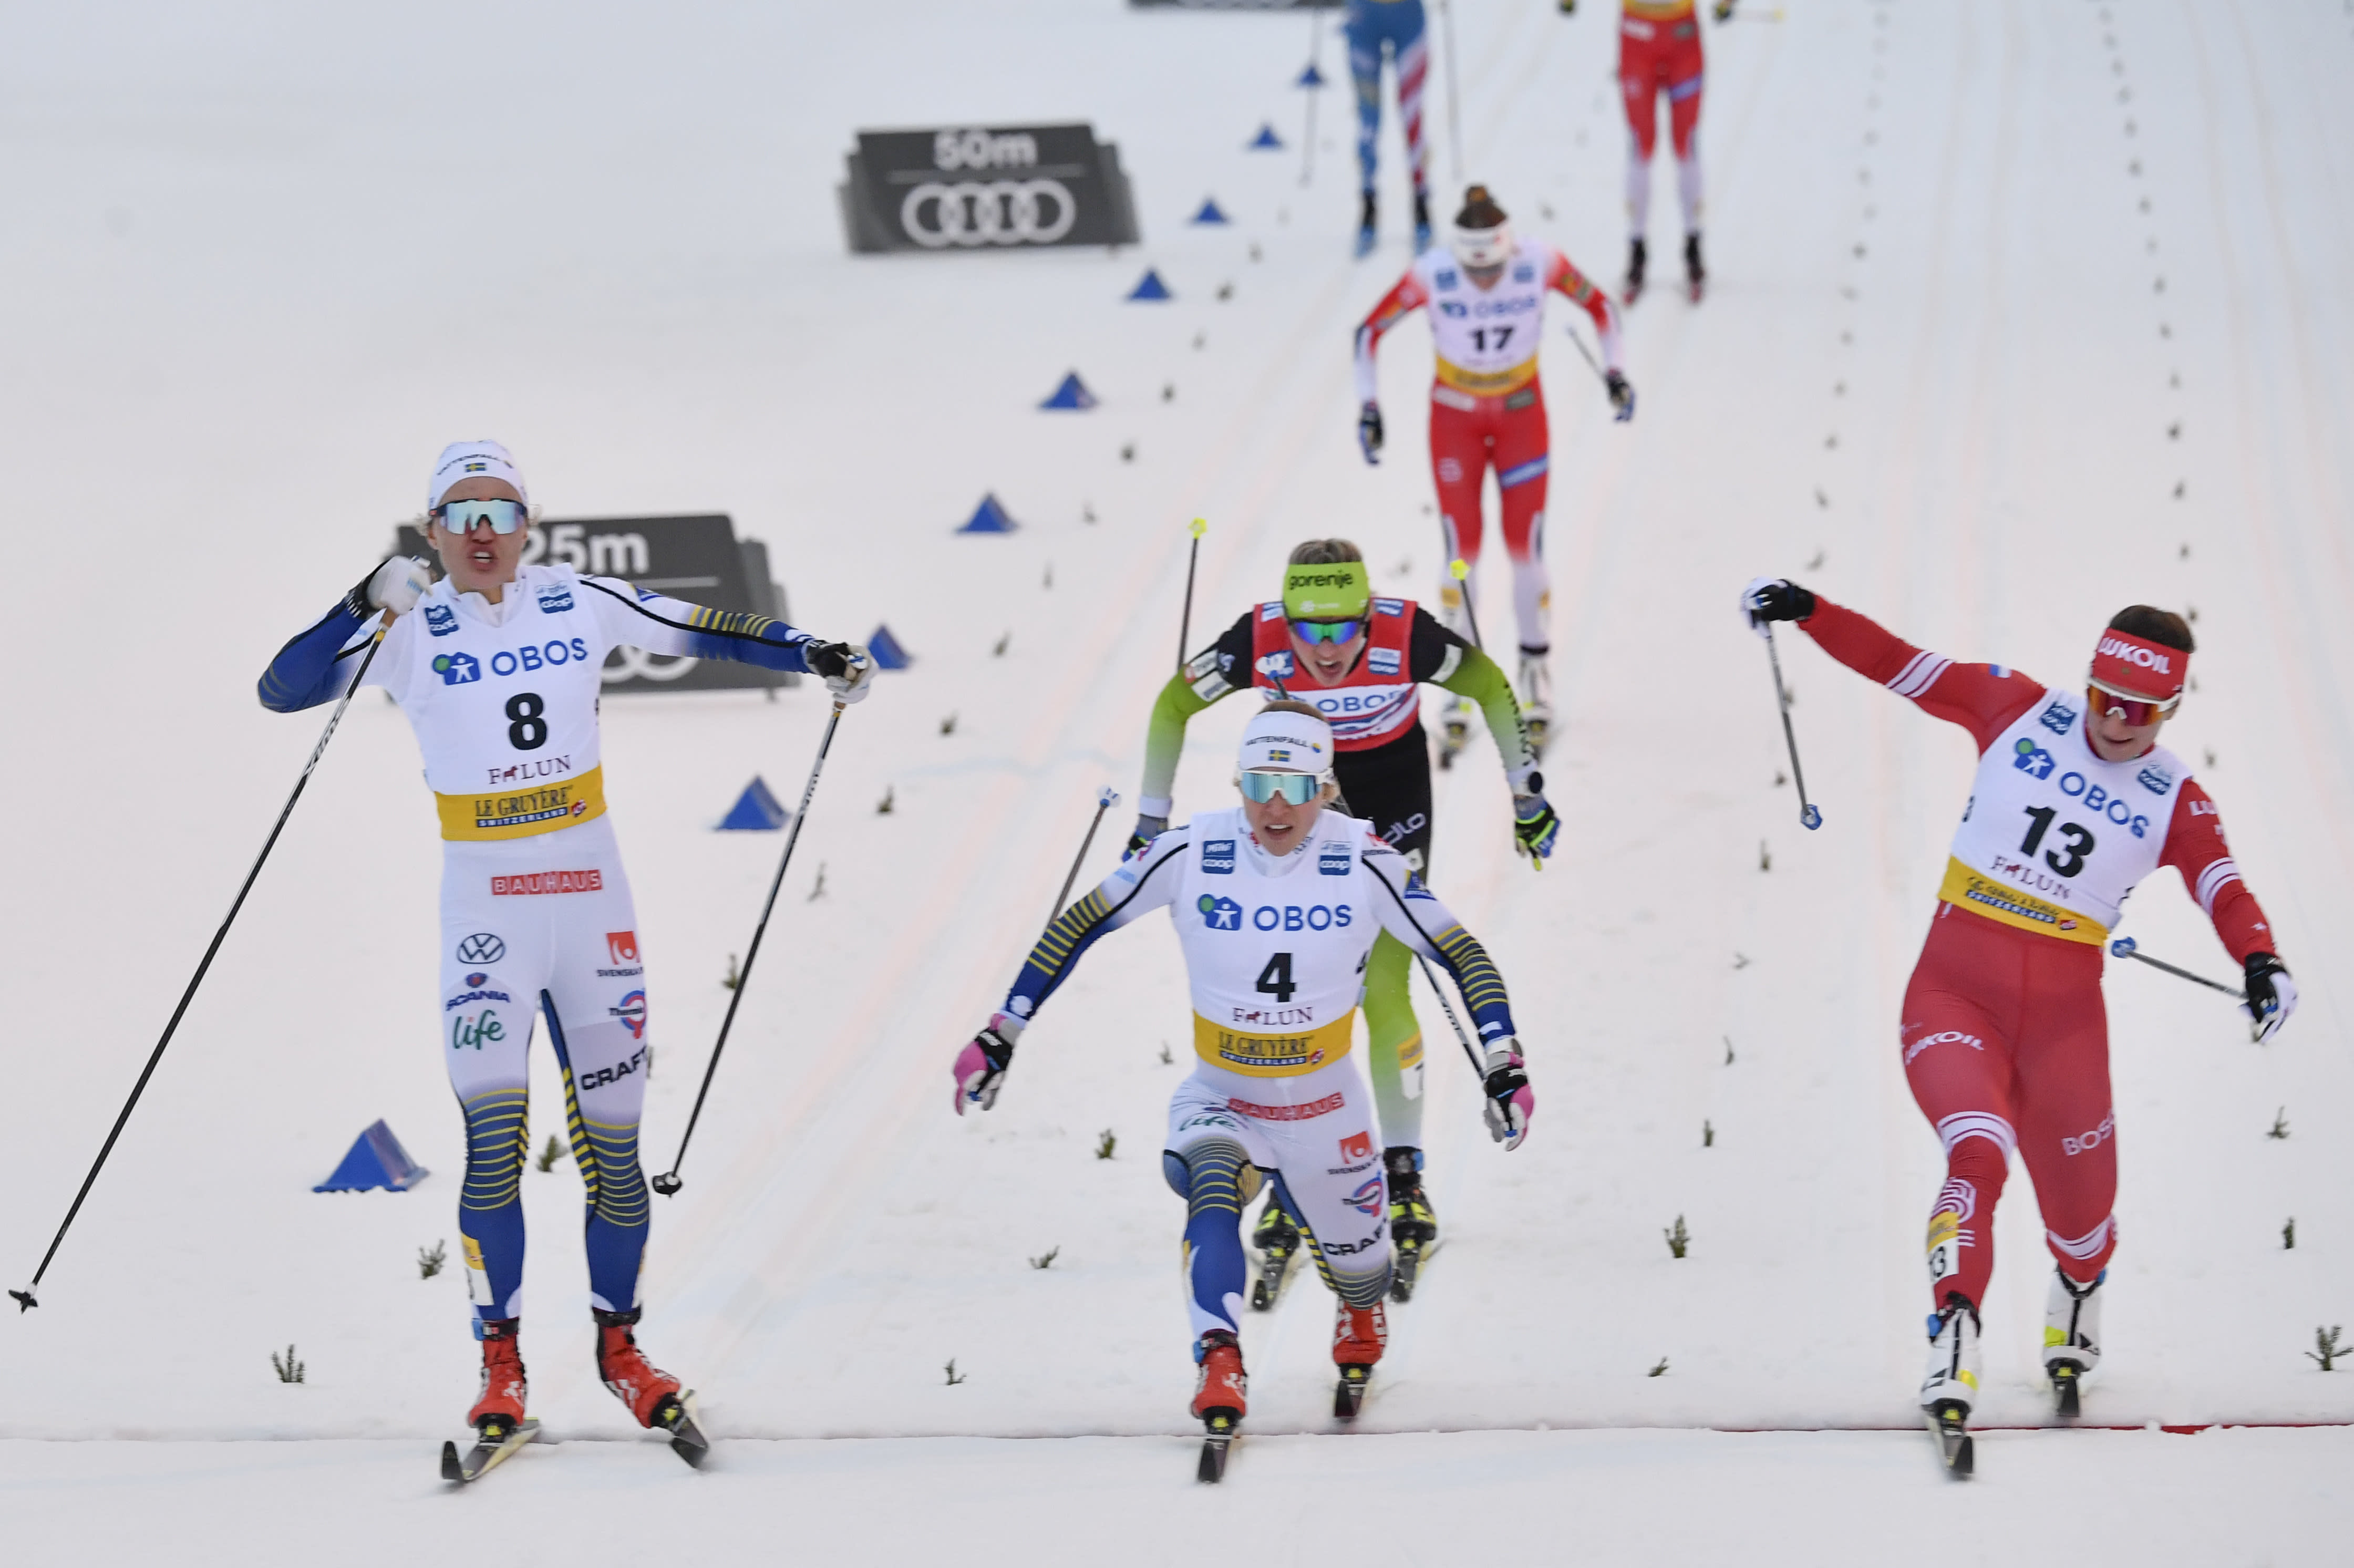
{"left": 952, "top": 700, "right": 1535, "bottom": 1436}
{"left": 258, "top": 439, "right": 874, "bottom": 1449}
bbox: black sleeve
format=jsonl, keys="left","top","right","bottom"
{"left": 1406, "top": 606, "right": 1472, "bottom": 683}
{"left": 1188, "top": 611, "right": 1259, "bottom": 690}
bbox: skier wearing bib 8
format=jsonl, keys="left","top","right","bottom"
{"left": 1355, "top": 185, "right": 1632, "bottom": 764}
{"left": 257, "top": 440, "right": 874, "bottom": 1464}
{"left": 1130, "top": 541, "right": 1555, "bottom": 1301}
{"left": 955, "top": 702, "right": 1533, "bottom": 1452}
{"left": 1741, "top": 579, "right": 2295, "bottom": 1439}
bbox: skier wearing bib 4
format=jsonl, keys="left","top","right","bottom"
{"left": 1741, "top": 579, "right": 2294, "bottom": 1435}
{"left": 1131, "top": 542, "right": 1555, "bottom": 1301}
{"left": 1355, "top": 185, "right": 1632, "bottom": 763}
{"left": 257, "top": 440, "right": 874, "bottom": 1458}
{"left": 955, "top": 703, "right": 1534, "bottom": 1441}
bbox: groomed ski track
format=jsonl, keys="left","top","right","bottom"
{"left": 3, "top": 0, "right": 2352, "bottom": 1561}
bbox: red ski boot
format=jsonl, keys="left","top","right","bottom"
{"left": 467, "top": 1318, "right": 528, "bottom": 1439}
{"left": 1331, "top": 1299, "right": 1388, "bottom": 1418}
{"left": 594, "top": 1307, "right": 685, "bottom": 1427}
{"left": 1191, "top": 1329, "right": 1248, "bottom": 1425}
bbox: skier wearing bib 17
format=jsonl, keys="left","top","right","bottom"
{"left": 1355, "top": 185, "right": 1632, "bottom": 765}
{"left": 1130, "top": 541, "right": 1556, "bottom": 1303}
{"left": 1741, "top": 579, "right": 2295, "bottom": 1463}
{"left": 954, "top": 703, "right": 1533, "bottom": 1470}
{"left": 257, "top": 440, "right": 874, "bottom": 1472}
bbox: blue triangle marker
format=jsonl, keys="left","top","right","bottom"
{"left": 314, "top": 1119, "right": 429, "bottom": 1193}
{"left": 1247, "top": 122, "right": 1284, "bottom": 150}
{"left": 1297, "top": 61, "right": 1326, "bottom": 88}
{"left": 1127, "top": 268, "right": 1172, "bottom": 302}
{"left": 1190, "top": 198, "right": 1230, "bottom": 226}
{"left": 718, "top": 775, "right": 789, "bottom": 831}
{"left": 1040, "top": 372, "right": 1097, "bottom": 410}
{"left": 957, "top": 493, "right": 1019, "bottom": 533}
{"left": 867, "top": 624, "right": 913, "bottom": 669}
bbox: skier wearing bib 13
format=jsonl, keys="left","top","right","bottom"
{"left": 953, "top": 702, "right": 1534, "bottom": 1457}
{"left": 1355, "top": 185, "right": 1633, "bottom": 765}
{"left": 1129, "top": 541, "right": 1556, "bottom": 1302}
{"left": 1740, "top": 578, "right": 2296, "bottom": 1448}
{"left": 257, "top": 440, "right": 874, "bottom": 1467}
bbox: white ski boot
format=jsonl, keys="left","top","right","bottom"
{"left": 2043, "top": 1267, "right": 2104, "bottom": 1417}
{"left": 1517, "top": 652, "right": 1554, "bottom": 761}
{"left": 1920, "top": 1295, "right": 1980, "bottom": 1476}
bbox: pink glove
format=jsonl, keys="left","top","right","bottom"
{"left": 953, "top": 1022, "right": 1018, "bottom": 1115}
{"left": 1480, "top": 1043, "right": 1534, "bottom": 1151}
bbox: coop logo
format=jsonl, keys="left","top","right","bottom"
{"left": 2061, "top": 1111, "right": 2115, "bottom": 1157}
{"left": 434, "top": 652, "right": 482, "bottom": 686}
{"left": 1318, "top": 847, "right": 1352, "bottom": 875}
{"left": 900, "top": 180, "right": 1076, "bottom": 249}
{"left": 2038, "top": 698, "right": 2077, "bottom": 735}
{"left": 1368, "top": 647, "right": 1402, "bottom": 676}
{"left": 2011, "top": 738, "right": 2056, "bottom": 779}
{"left": 455, "top": 932, "right": 506, "bottom": 965}
{"left": 1202, "top": 839, "right": 1236, "bottom": 874}
{"left": 449, "top": 1009, "right": 504, "bottom": 1050}
{"left": 1197, "top": 894, "right": 1244, "bottom": 931}
{"left": 423, "top": 604, "right": 458, "bottom": 637}
{"left": 1347, "top": 1177, "right": 1386, "bottom": 1218}
{"left": 2095, "top": 637, "right": 2174, "bottom": 677}
{"left": 608, "top": 989, "right": 648, "bottom": 1040}
{"left": 536, "top": 586, "right": 574, "bottom": 614}
{"left": 2138, "top": 763, "right": 2174, "bottom": 795}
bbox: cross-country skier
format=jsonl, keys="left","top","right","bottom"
{"left": 1346, "top": 0, "right": 1435, "bottom": 257}
{"left": 1740, "top": 578, "right": 2295, "bottom": 1451}
{"left": 1130, "top": 541, "right": 1556, "bottom": 1301}
{"left": 1564, "top": 0, "right": 1733, "bottom": 301}
{"left": 1355, "top": 184, "right": 1633, "bottom": 761}
{"left": 257, "top": 440, "right": 874, "bottom": 1464}
{"left": 954, "top": 702, "right": 1534, "bottom": 1452}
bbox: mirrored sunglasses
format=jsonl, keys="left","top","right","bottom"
{"left": 2085, "top": 679, "right": 2181, "bottom": 728}
{"left": 1289, "top": 618, "right": 1364, "bottom": 646}
{"left": 1239, "top": 770, "right": 1323, "bottom": 805}
{"left": 433, "top": 498, "right": 528, "bottom": 535}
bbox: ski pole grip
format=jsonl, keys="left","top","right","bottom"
{"left": 2109, "top": 937, "right": 2136, "bottom": 958}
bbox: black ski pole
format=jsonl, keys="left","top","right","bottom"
{"left": 1177, "top": 517, "right": 1206, "bottom": 673}
{"left": 1561, "top": 322, "right": 1614, "bottom": 391}
{"left": 1763, "top": 625, "right": 1824, "bottom": 830}
{"left": 1448, "top": 556, "right": 1484, "bottom": 649}
{"left": 1299, "top": 0, "right": 1324, "bottom": 188}
{"left": 1414, "top": 953, "right": 1486, "bottom": 1077}
{"left": 2107, "top": 937, "right": 2245, "bottom": 1000}
{"left": 13, "top": 620, "right": 390, "bottom": 1312}
{"left": 653, "top": 699, "right": 849, "bottom": 1197}
{"left": 1051, "top": 787, "right": 1121, "bottom": 921}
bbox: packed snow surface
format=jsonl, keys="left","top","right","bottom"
{"left": 3, "top": 0, "right": 2351, "bottom": 1559}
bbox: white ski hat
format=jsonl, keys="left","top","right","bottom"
{"left": 428, "top": 439, "right": 530, "bottom": 510}
{"left": 1238, "top": 703, "right": 1335, "bottom": 777}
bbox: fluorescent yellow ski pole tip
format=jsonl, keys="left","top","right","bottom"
{"left": 1190, "top": 517, "right": 1207, "bottom": 538}
{"left": 1449, "top": 558, "right": 1470, "bottom": 581}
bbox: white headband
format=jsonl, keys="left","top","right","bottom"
{"left": 428, "top": 439, "right": 530, "bottom": 510}
{"left": 1238, "top": 705, "right": 1335, "bottom": 776}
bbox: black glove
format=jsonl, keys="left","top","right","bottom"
{"left": 1125, "top": 814, "right": 1170, "bottom": 859}
{"left": 806, "top": 641, "right": 856, "bottom": 679}
{"left": 1605, "top": 370, "right": 1636, "bottom": 422}
{"left": 1740, "top": 577, "right": 1818, "bottom": 636}
{"left": 2241, "top": 953, "right": 2297, "bottom": 1044}
{"left": 1358, "top": 403, "right": 1386, "bottom": 463}
{"left": 1480, "top": 1048, "right": 1534, "bottom": 1150}
{"left": 1512, "top": 793, "right": 1560, "bottom": 860}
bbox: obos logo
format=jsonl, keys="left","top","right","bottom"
{"left": 435, "top": 652, "right": 482, "bottom": 686}
{"left": 2011, "top": 737, "right": 2056, "bottom": 779}
{"left": 423, "top": 604, "right": 458, "bottom": 637}
{"left": 1202, "top": 839, "right": 1236, "bottom": 874}
{"left": 1197, "top": 894, "right": 1243, "bottom": 931}
{"left": 1347, "top": 1177, "right": 1386, "bottom": 1217}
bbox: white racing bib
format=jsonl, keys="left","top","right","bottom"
{"left": 1941, "top": 690, "right": 2188, "bottom": 943}
{"left": 1422, "top": 239, "right": 1552, "bottom": 397}
{"left": 1173, "top": 807, "right": 1381, "bottom": 1088}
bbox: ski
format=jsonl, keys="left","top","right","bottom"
{"left": 1923, "top": 1401, "right": 1974, "bottom": 1478}
{"left": 1389, "top": 1236, "right": 1442, "bottom": 1302}
{"left": 1437, "top": 703, "right": 1472, "bottom": 770}
{"left": 656, "top": 1391, "right": 710, "bottom": 1468}
{"left": 2051, "top": 1361, "right": 2084, "bottom": 1420}
{"left": 440, "top": 1417, "right": 541, "bottom": 1483}
{"left": 1197, "top": 1413, "right": 1237, "bottom": 1483}
{"left": 1249, "top": 1242, "right": 1294, "bottom": 1311}
{"left": 1334, "top": 1366, "right": 1370, "bottom": 1420}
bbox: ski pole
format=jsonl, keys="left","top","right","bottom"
{"left": 2107, "top": 937, "right": 2245, "bottom": 1001}
{"left": 1438, "top": 0, "right": 1465, "bottom": 185}
{"left": 1449, "top": 557, "right": 1484, "bottom": 649}
{"left": 1176, "top": 517, "right": 1207, "bottom": 673}
{"left": 653, "top": 698, "right": 850, "bottom": 1198}
{"left": 1562, "top": 322, "right": 1613, "bottom": 390}
{"left": 1300, "top": 0, "right": 1324, "bottom": 188}
{"left": 12, "top": 618, "right": 390, "bottom": 1312}
{"left": 1414, "top": 954, "right": 1486, "bottom": 1077}
{"left": 1763, "top": 625, "right": 1824, "bottom": 830}
{"left": 1051, "top": 787, "right": 1121, "bottom": 921}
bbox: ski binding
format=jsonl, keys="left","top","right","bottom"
{"left": 1197, "top": 1412, "right": 1237, "bottom": 1483}
{"left": 1923, "top": 1400, "right": 1974, "bottom": 1478}
{"left": 1334, "top": 1366, "right": 1370, "bottom": 1420}
{"left": 441, "top": 1416, "right": 541, "bottom": 1483}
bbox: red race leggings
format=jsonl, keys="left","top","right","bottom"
{"left": 1901, "top": 902, "right": 2119, "bottom": 1314}
{"left": 1620, "top": 18, "right": 1704, "bottom": 160}
{"left": 1429, "top": 383, "right": 1550, "bottom": 653}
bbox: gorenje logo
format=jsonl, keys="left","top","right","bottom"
{"left": 2097, "top": 637, "right": 2172, "bottom": 675}
{"left": 1287, "top": 571, "right": 1357, "bottom": 589}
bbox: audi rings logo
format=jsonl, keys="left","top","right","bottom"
{"left": 600, "top": 645, "right": 700, "bottom": 685}
{"left": 900, "top": 180, "right": 1078, "bottom": 249}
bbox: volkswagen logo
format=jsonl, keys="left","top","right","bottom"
{"left": 900, "top": 179, "right": 1077, "bottom": 249}
{"left": 456, "top": 932, "right": 507, "bottom": 965}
